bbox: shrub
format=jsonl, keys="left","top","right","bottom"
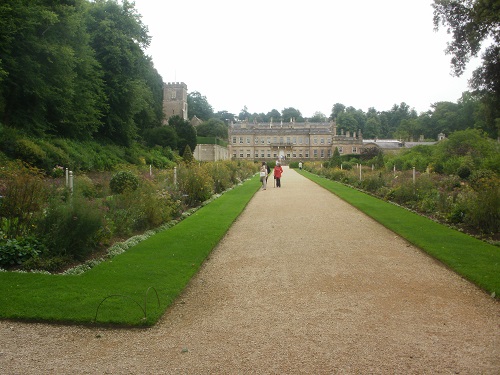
{"left": 0, "top": 237, "right": 45, "bottom": 268}
{"left": 0, "top": 162, "right": 48, "bottom": 238}
{"left": 14, "top": 139, "right": 47, "bottom": 168}
{"left": 74, "top": 174, "right": 99, "bottom": 198}
{"left": 37, "top": 197, "right": 104, "bottom": 260}
{"left": 463, "top": 175, "right": 500, "bottom": 234}
{"left": 202, "top": 162, "right": 232, "bottom": 194}
{"left": 109, "top": 171, "right": 139, "bottom": 194}
{"left": 35, "top": 140, "right": 71, "bottom": 172}
{"left": 360, "top": 172, "right": 385, "bottom": 193}
{"left": 177, "top": 163, "right": 214, "bottom": 206}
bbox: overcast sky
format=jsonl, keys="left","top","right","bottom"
{"left": 132, "top": 0, "right": 481, "bottom": 117}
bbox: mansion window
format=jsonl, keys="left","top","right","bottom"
{"left": 305, "top": 138, "right": 309, "bottom": 144}
{"left": 233, "top": 153, "right": 236, "bottom": 158}
{"left": 239, "top": 137, "right": 243, "bottom": 144}
{"left": 305, "top": 152, "right": 309, "bottom": 158}
{"left": 292, "top": 137, "right": 296, "bottom": 144}
{"left": 267, "top": 137, "right": 271, "bottom": 144}
{"left": 246, "top": 137, "right": 250, "bottom": 144}
{"left": 320, "top": 149, "right": 324, "bottom": 158}
{"left": 255, "top": 137, "right": 258, "bottom": 144}
{"left": 239, "top": 152, "right": 244, "bottom": 157}
{"left": 313, "top": 138, "right": 318, "bottom": 144}
{"left": 299, "top": 137, "right": 303, "bottom": 144}
{"left": 313, "top": 149, "right": 318, "bottom": 158}
{"left": 267, "top": 151, "right": 271, "bottom": 158}
{"left": 327, "top": 137, "right": 332, "bottom": 145}
{"left": 255, "top": 152, "right": 259, "bottom": 158}
{"left": 352, "top": 147, "right": 357, "bottom": 153}
{"left": 246, "top": 150, "right": 251, "bottom": 158}
{"left": 261, "top": 138, "right": 265, "bottom": 144}
{"left": 338, "top": 147, "right": 344, "bottom": 153}
{"left": 261, "top": 152, "right": 265, "bottom": 158}
{"left": 273, "top": 137, "right": 277, "bottom": 143}
{"left": 327, "top": 149, "right": 332, "bottom": 157}
{"left": 320, "top": 138, "right": 324, "bottom": 144}
{"left": 232, "top": 137, "right": 236, "bottom": 144}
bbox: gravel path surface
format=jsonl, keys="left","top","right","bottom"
{"left": 1, "top": 167, "right": 499, "bottom": 374}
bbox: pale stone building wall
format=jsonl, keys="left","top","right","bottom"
{"left": 228, "top": 121, "right": 364, "bottom": 162}
{"left": 193, "top": 144, "right": 229, "bottom": 162}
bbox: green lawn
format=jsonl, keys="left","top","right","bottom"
{"left": 300, "top": 170, "right": 500, "bottom": 298}
{"left": 0, "top": 176, "right": 262, "bottom": 326}
{"left": 1, "top": 171, "right": 498, "bottom": 327}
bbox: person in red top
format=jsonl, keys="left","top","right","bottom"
{"left": 273, "top": 163, "right": 283, "bottom": 188}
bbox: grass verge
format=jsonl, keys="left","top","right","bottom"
{"left": 300, "top": 170, "right": 500, "bottom": 298}
{"left": 0, "top": 176, "right": 261, "bottom": 326}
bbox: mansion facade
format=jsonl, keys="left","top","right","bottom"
{"left": 228, "top": 121, "right": 364, "bottom": 162}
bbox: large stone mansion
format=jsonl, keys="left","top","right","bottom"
{"left": 228, "top": 120, "right": 363, "bottom": 162}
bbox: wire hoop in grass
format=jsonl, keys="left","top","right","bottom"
{"left": 93, "top": 287, "right": 160, "bottom": 324}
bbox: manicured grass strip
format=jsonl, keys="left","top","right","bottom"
{"left": 0, "top": 176, "right": 262, "bottom": 326}
{"left": 300, "top": 171, "right": 500, "bottom": 298}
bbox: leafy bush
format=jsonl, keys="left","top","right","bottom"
{"left": 202, "top": 162, "right": 232, "bottom": 194}
{"left": 463, "top": 175, "right": 500, "bottom": 234}
{"left": 0, "top": 237, "right": 45, "bottom": 268}
{"left": 14, "top": 139, "right": 47, "bottom": 168}
{"left": 177, "top": 163, "right": 214, "bottom": 205}
{"left": 104, "top": 181, "right": 179, "bottom": 237}
{"left": 0, "top": 162, "right": 48, "bottom": 238}
{"left": 109, "top": 171, "right": 139, "bottom": 194}
{"left": 360, "top": 172, "right": 385, "bottom": 193}
{"left": 35, "top": 140, "right": 71, "bottom": 172}
{"left": 74, "top": 174, "right": 99, "bottom": 198}
{"left": 37, "top": 197, "right": 104, "bottom": 260}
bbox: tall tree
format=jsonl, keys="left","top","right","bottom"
{"left": 238, "top": 106, "right": 250, "bottom": 121}
{"left": 195, "top": 118, "right": 228, "bottom": 139}
{"left": 0, "top": 0, "right": 106, "bottom": 138}
{"left": 88, "top": 0, "right": 153, "bottom": 146}
{"left": 187, "top": 91, "right": 214, "bottom": 121}
{"left": 281, "top": 107, "right": 303, "bottom": 123}
{"left": 330, "top": 103, "right": 346, "bottom": 120}
{"left": 266, "top": 109, "right": 281, "bottom": 123}
{"left": 213, "top": 110, "right": 236, "bottom": 124}
{"left": 309, "top": 111, "right": 327, "bottom": 122}
{"left": 169, "top": 115, "right": 197, "bottom": 156}
{"left": 433, "top": 0, "right": 500, "bottom": 138}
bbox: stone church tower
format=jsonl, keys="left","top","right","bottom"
{"left": 163, "top": 82, "right": 188, "bottom": 123}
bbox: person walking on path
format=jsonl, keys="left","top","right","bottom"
{"left": 274, "top": 162, "right": 283, "bottom": 187}
{"left": 259, "top": 162, "right": 267, "bottom": 190}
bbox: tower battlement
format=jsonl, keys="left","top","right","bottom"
{"left": 164, "top": 82, "right": 187, "bottom": 89}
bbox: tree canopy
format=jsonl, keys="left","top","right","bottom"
{"left": 0, "top": 0, "right": 163, "bottom": 146}
{"left": 187, "top": 91, "right": 214, "bottom": 121}
{"left": 433, "top": 0, "right": 500, "bottom": 139}
{"left": 168, "top": 115, "right": 197, "bottom": 157}
{"left": 195, "top": 119, "right": 228, "bottom": 139}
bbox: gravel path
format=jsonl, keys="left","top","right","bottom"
{"left": 1, "top": 167, "right": 499, "bottom": 374}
